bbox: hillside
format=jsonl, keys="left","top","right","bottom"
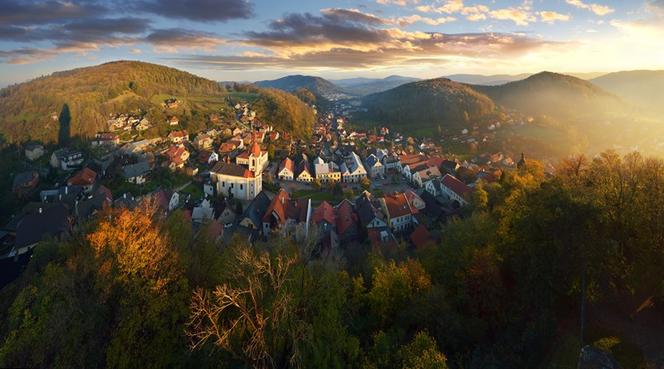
{"left": 0, "top": 61, "right": 315, "bottom": 142}
{"left": 0, "top": 61, "right": 228, "bottom": 142}
{"left": 360, "top": 78, "right": 499, "bottom": 131}
{"left": 591, "top": 70, "right": 664, "bottom": 115}
{"left": 255, "top": 75, "right": 350, "bottom": 100}
{"left": 334, "top": 75, "right": 420, "bottom": 96}
{"left": 473, "top": 72, "right": 625, "bottom": 119}
{"left": 252, "top": 88, "right": 316, "bottom": 138}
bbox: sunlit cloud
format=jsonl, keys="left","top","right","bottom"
{"left": 539, "top": 11, "right": 571, "bottom": 24}
{"left": 565, "top": 0, "right": 614, "bottom": 16}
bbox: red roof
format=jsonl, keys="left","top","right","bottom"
{"left": 278, "top": 157, "right": 295, "bottom": 173}
{"left": 168, "top": 130, "right": 188, "bottom": 139}
{"left": 441, "top": 174, "right": 471, "bottom": 197}
{"left": 67, "top": 167, "right": 97, "bottom": 186}
{"left": 263, "top": 189, "right": 308, "bottom": 226}
{"left": 410, "top": 224, "right": 434, "bottom": 249}
{"left": 383, "top": 192, "right": 415, "bottom": 218}
{"left": 219, "top": 142, "right": 237, "bottom": 153}
{"left": 400, "top": 154, "right": 427, "bottom": 166}
{"left": 250, "top": 141, "right": 262, "bottom": 157}
{"left": 313, "top": 201, "right": 335, "bottom": 225}
{"left": 335, "top": 200, "right": 357, "bottom": 235}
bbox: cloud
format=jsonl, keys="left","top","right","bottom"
{"left": 489, "top": 7, "right": 535, "bottom": 26}
{"left": 376, "top": 0, "right": 420, "bottom": 6}
{"left": 539, "top": 11, "right": 571, "bottom": 24}
{"left": 145, "top": 29, "right": 225, "bottom": 52}
{"left": 0, "top": 0, "right": 106, "bottom": 26}
{"left": 565, "top": 0, "right": 614, "bottom": 16}
{"left": 394, "top": 15, "right": 456, "bottom": 26}
{"left": 135, "top": 0, "right": 253, "bottom": 22}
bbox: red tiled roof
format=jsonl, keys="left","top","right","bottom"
{"left": 219, "top": 142, "right": 237, "bottom": 153}
{"left": 400, "top": 154, "right": 426, "bottom": 166}
{"left": 410, "top": 224, "right": 434, "bottom": 249}
{"left": 383, "top": 192, "right": 414, "bottom": 218}
{"left": 441, "top": 174, "right": 471, "bottom": 197}
{"left": 250, "top": 141, "right": 261, "bottom": 157}
{"left": 278, "top": 157, "right": 295, "bottom": 174}
{"left": 313, "top": 201, "right": 335, "bottom": 225}
{"left": 67, "top": 167, "right": 97, "bottom": 186}
{"left": 168, "top": 130, "right": 188, "bottom": 138}
{"left": 335, "top": 200, "right": 357, "bottom": 235}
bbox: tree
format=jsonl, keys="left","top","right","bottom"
{"left": 361, "top": 177, "right": 371, "bottom": 191}
{"left": 186, "top": 244, "right": 301, "bottom": 369}
{"left": 399, "top": 332, "right": 448, "bottom": 369}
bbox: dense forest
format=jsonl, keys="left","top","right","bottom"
{"left": 0, "top": 150, "right": 663, "bottom": 369}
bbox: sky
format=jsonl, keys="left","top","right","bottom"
{"left": 0, "top": 0, "right": 663, "bottom": 86}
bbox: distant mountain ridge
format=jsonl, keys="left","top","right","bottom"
{"left": 255, "top": 75, "right": 350, "bottom": 100}
{"left": 334, "top": 75, "right": 420, "bottom": 96}
{"left": 445, "top": 74, "right": 531, "bottom": 86}
{"left": 591, "top": 70, "right": 664, "bottom": 115}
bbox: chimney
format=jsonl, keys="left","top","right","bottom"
{"left": 38, "top": 207, "right": 42, "bottom": 214}
{"left": 65, "top": 186, "right": 68, "bottom": 195}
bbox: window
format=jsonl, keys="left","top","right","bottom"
{"left": 222, "top": 181, "right": 226, "bottom": 187}
{"left": 240, "top": 184, "right": 243, "bottom": 190}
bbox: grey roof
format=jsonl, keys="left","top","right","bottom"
{"left": 240, "top": 191, "right": 271, "bottom": 229}
{"left": 122, "top": 161, "right": 150, "bottom": 179}
{"left": 15, "top": 204, "right": 69, "bottom": 248}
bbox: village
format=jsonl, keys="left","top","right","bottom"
{"left": 1, "top": 97, "right": 528, "bottom": 264}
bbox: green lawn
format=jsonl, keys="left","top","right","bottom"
{"left": 291, "top": 189, "right": 343, "bottom": 203}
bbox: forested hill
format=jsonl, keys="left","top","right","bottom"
{"left": 0, "top": 61, "right": 316, "bottom": 143}
{"left": 0, "top": 61, "right": 228, "bottom": 143}
{"left": 473, "top": 71, "right": 625, "bottom": 119}
{"left": 360, "top": 77, "right": 500, "bottom": 130}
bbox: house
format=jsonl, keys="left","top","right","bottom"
{"left": 12, "top": 171, "right": 39, "bottom": 197}
{"left": 412, "top": 166, "right": 442, "bottom": 188}
{"left": 134, "top": 118, "right": 151, "bottom": 131}
{"left": 168, "top": 130, "right": 188, "bottom": 143}
{"left": 269, "top": 131, "right": 280, "bottom": 141}
{"left": 277, "top": 157, "right": 295, "bottom": 181}
{"left": 380, "top": 192, "right": 417, "bottom": 233}
{"left": 314, "top": 161, "right": 341, "bottom": 183}
{"left": 192, "top": 199, "right": 215, "bottom": 224}
{"left": 404, "top": 190, "right": 426, "bottom": 211}
{"left": 168, "top": 116, "right": 180, "bottom": 126}
{"left": 92, "top": 132, "right": 120, "bottom": 146}
{"left": 238, "top": 191, "right": 272, "bottom": 235}
{"left": 164, "top": 98, "right": 179, "bottom": 109}
{"left": 67, "top": 167, "right": 97, "bottom": 193}
{"left": 12, "top": 204, "right": 70, "bottom": 257}
{"left": 197, "top": 150, "right": 219, "bottom": 165}
{"left": 164, "top": 145, "right": 190, "bottom": 170}
{"left": 50, "top": 148, "right": 84, "bottom": 171}
{"left": 441, "top": 159, "right": 460, "bottom": 175}
{"left": 356, "top": 191, "right": 387, "bottom": 229}
{"left": 24, "top": 143, "right": 44, "bottom": 161}
{"left": 335, "top": 199, "right": 359, "bottom": 243}
{"left": 122, "top": 161, "right": 151, "bottom": 184}
{"left": 74, "top": 185, "right": 113, "bottom": 222}
{"left": 424, "top": 178, "right": 444, "bottom": 197}
{"left": 194, "top": 133, "right": 213, "bottom": 150}
{"left": 153, "top": 189, "right": 180, "bottom": 213}
{"left": 398, "top": 153, "right": 427, "bottom": 174}
{"left": 312, "top": 201, "right": 338, "bottom": 249}
{"left": 296, "top": 159, "right": 314, "bottom": 183}
{"left": 440, "top": 174, "right": 472, "bottom": 207}
{"left": 364, "top": 154, "right": 384, "bottom": 179}
{"left": 262, "top": 189, "right": 311, "bottom": 240}
{"left": 341, "top": 152, "right": 367, "bottom": 183}
{"left": 219, "top": 142, "right": 238, "bottom": 154}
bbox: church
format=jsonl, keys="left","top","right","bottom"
{"left": 210, "top": 140, "right": 268, "bottom": 201}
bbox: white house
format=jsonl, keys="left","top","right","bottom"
{"left": 278, "top": 157, "right": 295, "bottom": 181}
{"left": 341, "top": 152, "right": 367, "bottom": 183}
{"left": 210, "top": 141, "right": 266, "bottom": 201}
{"left": 440, "top": 174, "right": 472, "bottom": 206}
{"left": 50, "top": 148, "right": 84, "bottom": 171}
{"left": 364, "top": 154, "right": 385, "bottom": 179}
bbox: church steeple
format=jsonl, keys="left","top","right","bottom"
{"left": 517, "top": 152, "right": 527, "bottom": 170}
